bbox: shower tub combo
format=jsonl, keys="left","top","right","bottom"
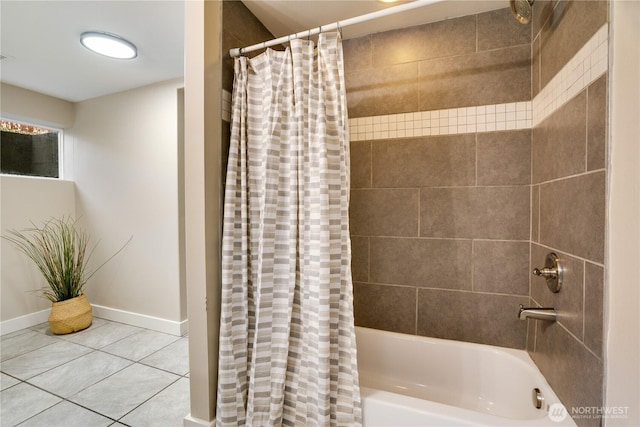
{"left": 356, "top": 327, "right": 576, "bottom": 426}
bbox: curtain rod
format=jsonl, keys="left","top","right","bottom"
{"left": 229, "top": 0, "right": 445, "bottom": 58}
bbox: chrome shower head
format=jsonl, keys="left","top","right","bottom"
{"left": 510, "top": 0, "right": 534, "bottom": 24}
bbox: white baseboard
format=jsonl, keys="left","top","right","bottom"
{"left": 183, "top": 414, "right": 215, "bottom": 427}
{"left": 92, "top": 304, "right": 188, "bottom": 336}
{"left": 0, "top": 309, "right": 50, "bottom": 336}
{"left": 1, "top": 306, "right": 188, "bottom": 337}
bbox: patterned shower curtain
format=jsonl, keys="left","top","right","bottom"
{"left": 216, "top": 32, "right": 362, "bottom": 426}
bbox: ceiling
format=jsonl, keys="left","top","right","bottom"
{"left": 0, "top": 0, "right": 507, "bottom": 104}
{"left": 0, "top": 1, "right": 185, "bottom": 103}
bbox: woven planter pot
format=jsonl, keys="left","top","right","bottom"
{"left": 48, "top": 294, "right": 93, "bottom": 335}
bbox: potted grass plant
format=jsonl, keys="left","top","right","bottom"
{"left": 3, "top": 216, "right": 129, "bottom": 334}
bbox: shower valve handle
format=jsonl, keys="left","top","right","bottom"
{"left": 532, "top": 253, "right": 563, "bottom": 293}
{"left": 533, "top": 267, "right": 557, "bottom": 278}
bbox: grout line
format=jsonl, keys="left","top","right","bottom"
{"left": 1, "top": 319, "right": 191, "bottom": 426}
{"left": 534, "top": 168, "right": 606, "bottom": 187}
{"left": 470, "top": 239, "right": 475, "bottom": 292}
{"left": 536, "top": 185, "right": 540, "bottom": 242}
{"left": 585, "top": 84, "right": 590, "bottom": 171}
{"left": 116, "top": 376, "right": 183, "bottom": 424}
{"left": 553, "top": 317, "right": 603, "bottom": 362}
{"left": 357, "top": 280, "right": 530, "bottom": 298}
{"left": 353, "top": 235, "right": 530, "bottom": 244}
{"left": 582, "top": 259, "right": 587, "bottom": 346}
{"left": 352, "top": 184, "right": 531, "bottom": 191}
{"left": 531, "top": 241, "right": 605, "bottom": 268}
{"left": 528, "top": 241, "right": 532, "bottom": 298}
{"left": 415, "top": 288, "right": 419, "bottom": 335}
{"left": 369, "top": 140, "right": 373, "bottom": 188}
{"left": 417, "top": 188, "right": 421, "bottom": 238}
{"left": 474, "top": 133, "right": 478, "bottom": 187}
{"left": 366, "top": 236, "right": 370, "bottom": 283}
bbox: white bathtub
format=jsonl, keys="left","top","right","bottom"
{"left": 356, "top": 327, "right": 576, "bottom": 426}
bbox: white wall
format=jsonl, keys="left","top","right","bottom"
{"left": 605, "top": 1, "right": 640, "bottom": 425}
{"left": 1, "top": 85, "right": 77, "bottom": 333}
{"left": 68, "top": 78, "right": 185, "bottom": 326}
{"left": 183, "top": 1, "right": 222, "bottom": 425}
{"left": 0, "top": 176, "right": 76, "bottom": 329}
{"left": 0, "top": 83, "right": 75, "bottom": 129}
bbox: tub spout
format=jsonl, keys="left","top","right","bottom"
{"left": 518, "top": 304, "right": 557, "bottom": 321}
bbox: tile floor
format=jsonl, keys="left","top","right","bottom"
{"left": 0, "top": 318, "right": 190, "bottom": 427}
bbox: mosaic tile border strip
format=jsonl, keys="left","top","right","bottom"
{"left": 533, "top": 23, "right": 608, "bottom": 127}
{"left": 348, "top": 102, "right": 532, "bottom": 141}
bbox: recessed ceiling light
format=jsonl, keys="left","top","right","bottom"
{"left": 80, "top": 31, "right": 137, "bottom": 60}
{"left": 378, "top": 0, "right": 399, "bottom": 3}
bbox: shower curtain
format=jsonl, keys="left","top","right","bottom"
{"left": 216, "top": 32, "right": 362, "bottom": 426}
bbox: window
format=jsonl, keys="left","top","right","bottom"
{"left": 1, "top": 119, "right": 61, "bottom": 178}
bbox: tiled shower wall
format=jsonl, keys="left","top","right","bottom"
{"left": 221, "top": 2, "right": 609, "bottom": 422}
{"left": 346, "top": 8, "right": 533, "bottom": 349}
{"left": 346, "top": 1, "right": 608, "bottom": 424}
{"left": 527, "top": 2, "right": 608, "bottom": 425}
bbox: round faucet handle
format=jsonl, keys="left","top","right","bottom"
{"left": 533, "top": 266, "right": 557, "bottom": 278}
{"left": 532, "top": 253, "right": 563, "bottom": 293}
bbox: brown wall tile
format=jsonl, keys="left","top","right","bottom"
{"left": 350, "top": 189, "right": 419, "bottom": 237}
{"left": 532, "top": 35, "right": 542, "bottom": 98}
{"left": 351, "top": 236, "right": 369, "bottom": 283}
{"left": 346, "top": 62, "right": 418, "bottom": 118}
{"left": 584, "top": 262, "right": 604, "bottom": 358}
{"left": 539, "top": 172, "right": 605, "bottom": 263}
{"left": 532, "top": 0, "right": 555, "bottom": 40}
{"left": 418, "top": 289, "right": 528, "bottom": 348}
{"left": 531, "top": 244, "right": 584, "bottom": 339}
{"left": 370, "top": 237, "right": 472, "bottom": 289}
{"left": 343, "top": 36, "right": 372, "bottom": 73}
{"left": 372, "top": 15, "right": 476, "bottom": 67}
{"left": 222, "top": 1, "right": 275, "bottom": 91}
{"left": 531, "top": 185, "right": 540, "bottom": 242}
{"left": 539, "top": 0, "right": 608, "bottom": 89}
{"left": 531, "top": 322, "right": 603, "bottom": 427}
{"left": 526, "top": 302, "right": 538, "bottom": 353}
{"left": 354, "top": 283, "right": 416, "bottom": 334}
{"left": 473, "top": 241, "right": 530, "bottom": 295}
{"left": 350, "top": 141, "right": 371, "bottom": 188}
{"left": 477, "top": 8, "right": 531, "bottom": 51}
{"left": 529, "top": 1, "right": 607, "bottom": 419}
{"left": 420, "top": 186, "right": 530, "bottom": 240}
{"left": 372, "top": 135, "right": 475, "bottom": 188}
{"left": 532, "top": 91, "right": 587, "bottom": 183}
{"left": 587, "top": 74, "right": 607, "bottom": 171}
{"left": 222, "top": 30, "right": 242, "bottom": 91}
{"left": 223, "top": 0, "right": 274, "bottom": 48}
{"left": 477, "top": 130, "right": 532, "bottom": 186}
{"left": 418, "top": 45, "right": 531, "bottom": 111}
